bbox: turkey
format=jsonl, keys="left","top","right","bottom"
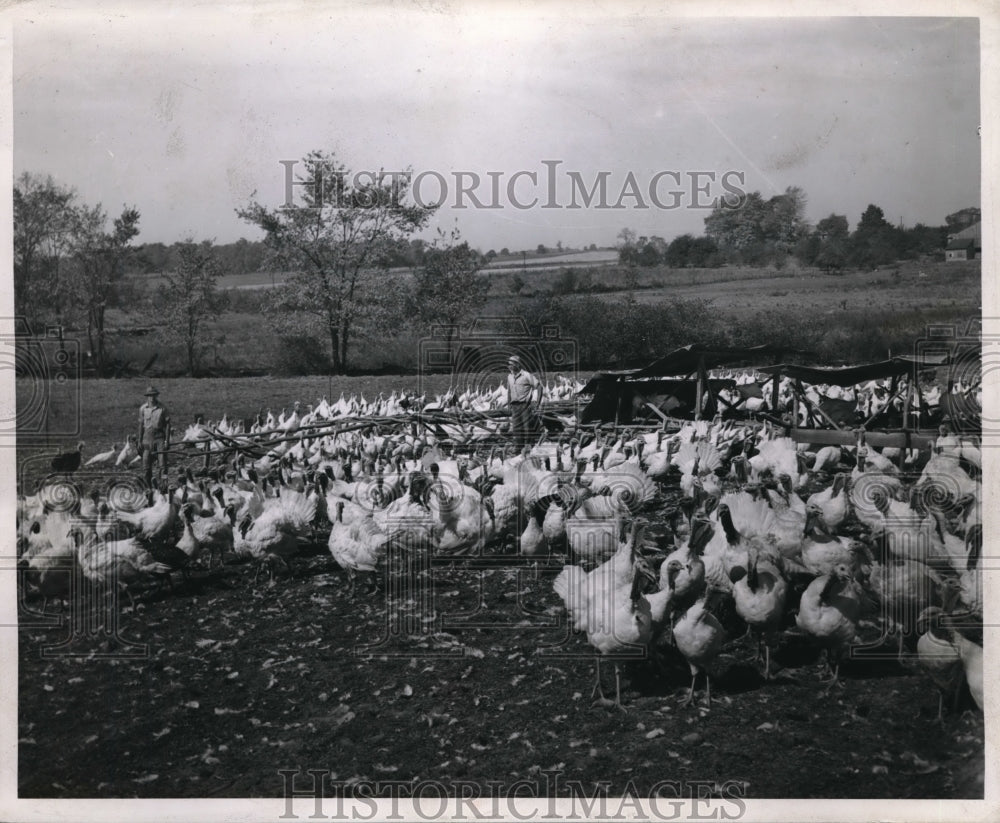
{"left": 730, "top": 546, "right": 787, "bottom": 679}
{"left": 554, "top": 523, "right": 668, "bottom": 711}
{"left": 51, "top": 442, "right": 85, "bottom": 475}
{"left": 795, "top": 563, "right": 864, "bottom": 690}
{"left": 234, "top": 488, "right": 317, "bottom": 580}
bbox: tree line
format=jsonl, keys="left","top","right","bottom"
{"left": 15, "top": 159, "right": 979, "bottom": 378}
{"left": 14, "top": 173, "right": 140, "bottom": 374}
{"left": 135, "top": 235, "right": 439, "bottom": 276}
{"left": 14, "top": 154, "right": 490, "bottom": 376}
{"left": 618, "top": 187, "right": 976, "bottom": 271}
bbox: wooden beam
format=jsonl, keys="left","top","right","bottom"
{"left": 914, "top": 379, "right": 927, "bottom": 430}
{"left": 614, "top": 378, "right": 623, "bottom": 428}
{"left": 902, "top": 379, "right": 912, "bottom": 430}
{"left": 695, "top": 355, "right": 706, "bottom": 422}
{"left": 789, "top": 428, "right": 936, "bottom": 450}
{"left": 794, "top": 379, "right": 845, "bottom": 431}
{"left": 644, "top": 402, "right": 671, "bottom": 425}
{"left": 716, "top": 392, "right": 744, "bottom": 411}
{"left": 862, "top": 384, "right": 907, "bottom": 429}
{"left": 770, "top": 369, "right": 782, "bottom": 412}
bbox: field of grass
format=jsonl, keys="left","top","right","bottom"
{"left": 592, "top": 260, "right": 980, "bottom": 316}
{"left": 83, "top": 258, "right": 982, "bottom": 376}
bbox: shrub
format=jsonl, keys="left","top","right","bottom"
{"left": 273, "top": 334, "right": 331, "bottom": 376}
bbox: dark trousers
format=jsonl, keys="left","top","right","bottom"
{"left": 142, "top": 437, "right": 167, "bottom": 488}
{"left": 510, "top": 403, "right": 536, "bottom": 448}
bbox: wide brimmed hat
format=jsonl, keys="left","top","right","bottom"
{"left": 145, "top": 386, "right": 160, "bottom": 396}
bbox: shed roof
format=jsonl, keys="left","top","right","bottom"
{"left": 949, "top": 221, "right": 981, "bottom": 243}
{"left": 756, "top": 353, "right": 954, "bottom": 387}
{"left": 628, "top": 343, "right": 797, "bottom": 379}
{"left": 946, "top": 237, "right": 977, "bottom": 251}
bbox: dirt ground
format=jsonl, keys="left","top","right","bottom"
{"left": 17, "top": 517, "right": 984, "bottom": 801}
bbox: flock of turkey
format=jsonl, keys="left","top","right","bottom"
{"left": 18, "top": 377, "right": 984, "bottom": 722}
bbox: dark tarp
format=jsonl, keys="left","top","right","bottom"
{"left": 580, "top": 378, "right": 736, "bottom": 424}
{"left": 628, "top": 344, "right": 794, "bottom": 379}
{"left": 757, "top": 353, "right": 953, "bottom": 388}
{"left": 576, "top": 346, "right": 970, "bottom": 423}
{"left": 736, "top": 382, "right": 765, "bottom": 400}
{"left": 579, "top": 370, "right": 640, "bottom": 395}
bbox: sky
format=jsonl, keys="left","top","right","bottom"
{"left": 12, "top": 4, "right": 983, "bottom": 252}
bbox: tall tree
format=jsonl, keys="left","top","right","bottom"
{"left": 945, "top": 207, "right": 980, "bottom": 232}
{"left": 13, "top": 173, "right": 78, "bottom": 328}
{"left": 71, "top": 203, "right": 141, "bottom": 374}
{"left": 761, "top": 186, "right": 810, "bottom": 252}
{"left": 238, "top": 151, "right": 434, "bottom": 372}
{"left": 803, "top": 213, "right": 850, "bottom": 272}
{"left": 159, "top": 240, "right": 229, "bottom": 375}
{"left": 849, "top": 204, "right": 900, "bottom": 268}
{"left": 617, "top": 228, "right": 639, "bottom": 266}
{"left": 409, "top": 233, "right": 489, "bottom": 359}
{"left": 816, "top": 213, "right": 849, "bottom": 239}
{"left": 705, "top": 187, "right": 809, "bottom": 266}
{"left": 637, "top": 235, "right": 667, "bottom": 266}
{"left": 704, "top": 191, "right": 768, "bottom": 262}
{"left": 689, "top": 236, "right": 718, "bottom": 267}
{"left": 857, "top": 204, "right": 889, "bottom": 232}
{"left": 666, "top": 234, "right": 694, "bottom": 268}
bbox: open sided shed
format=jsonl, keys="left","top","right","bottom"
{"left": 756, "top": 352, "right": 955, "bottom": 431}
{"left": 578, "top": 345, "right": 965, "bottom": 439}
{"left": 578, "top": 343, "right": 793, "bottom": 424}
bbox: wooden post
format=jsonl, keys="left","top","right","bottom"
{"left": 770, "top": 354, "right": 783, "bottom": 412}
{"left": 695, "top": 355, "right": 706, "bottom": 422}
{"left": 914, "top": 379, "right": 926, "bottom": 430}
{"left": 902, "top": 379, "right": 912, "bottom": 430}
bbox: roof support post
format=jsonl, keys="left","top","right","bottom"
{"left": 695, "top": 355, "right": 706, "bottom": 422}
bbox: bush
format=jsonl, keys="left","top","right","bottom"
{"left": 551, "top": 268, "right": 579, "bottom": 295}
{"left": 544, "top": 294, "right": 725, "bottom": 368}
{"left": 273, "top": 334, "right": 331, "bottom": 376}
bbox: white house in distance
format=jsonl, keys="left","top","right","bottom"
{"left": 945, "top": 221, "right": 982, "bottom": 261}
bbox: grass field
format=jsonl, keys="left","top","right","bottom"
{"left": 588, "top": 261, "right": 979, "bottom": 316}
{"left": 102, "top": 258, "right": 979, "bottom": 376}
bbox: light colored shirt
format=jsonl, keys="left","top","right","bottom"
{"left": 507, "top": 369, "right": 540, "bottom": 403}
{"left": 139, "top": 402, "right": 169, "bottom": 442}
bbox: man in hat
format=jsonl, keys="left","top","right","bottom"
{"left": 138, "top": 386, "right": 170, "bottom": 488}
{"left": 506, "top": 355, "right": 542, "bottom": 448}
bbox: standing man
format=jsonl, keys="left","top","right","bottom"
{"left": 138, "top": 386, "right": 170, "bottom": 488}
{"left": 506, "top": 355, "right": 542, "bottom": 448}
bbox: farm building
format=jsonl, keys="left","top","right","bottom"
{"left": 578, "top": 342, "right": 961, "bottom": 434}
{"left": 578, "top": 343, "right": 793, "bottom": 424}
{"left": 945, "top": 221, "right": 981, "bottom": 260}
